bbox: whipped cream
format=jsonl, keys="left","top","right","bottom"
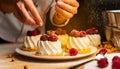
{"left": 37, "top": 40, "right": 62, "bottom": 55}
{"left": 67, "top": 36, "right": 90, "bottom": 50}
{"left": 23, "top": 35, "right": 41, "bottom": 49}
{"left": 87, "top": 34, "right": 101, "bottom": 46}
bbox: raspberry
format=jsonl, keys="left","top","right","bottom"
{"left": 97, "top": 58, "right": 108, "bottom": 68}
{"left": 48, "top": 34, "right": 58, "bottom": 41}
{"left": 70, "top": 29, "right": 80, "bottom": 37}
{"left": 40, "top": 34, "right": 49, "bottom": 41}
{"left": 31, "top": 29, "right": 40, "bottom": 36}
{"left": 112, "top": 60, "right": 120, "bottom": 69}
{"left": 96, "top": 48, "right": 107, "bottom": 55}
{"left": 69, "top": 48, "right": 78, "bottom": 56}
{"left": 86, "top": 27, "right": 98, "bottom": 34}
{"left": 27, "top": 31, "right": 32, "bottom": 36}
{"left": 27, "top": 29, "right": 40, "bottom": 36}
{"left": 112, "top": 56, "right": 120, "bottom": 62}
{"left": 79, "top": 31, "right": 86, "bottom": 37}
{"left": 55, "top": 28, "right": 62, "bottom": 35}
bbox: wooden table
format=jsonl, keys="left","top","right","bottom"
{"left": 0, "top": 43, "right": 97, "bottom": 69}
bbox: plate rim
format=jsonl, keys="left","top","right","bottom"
{"left": 15, "top": 46, "right": 97, "bottom": 60}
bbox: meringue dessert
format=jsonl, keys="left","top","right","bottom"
{"left": 67, "top": 30, "right": 91, "bottom": 54}
{"left": 55, "top": 28, "right": 69, "bottom": 50}
{"left": 86, "top": 27, "right": 101, "bottom": 46}
{"left": 37, "top": 34, "right": 63, "bottom": 56}
{"left": 22, "top": 29, "right": 41, "bottom": 51}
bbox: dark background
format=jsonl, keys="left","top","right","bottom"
{"left": 46, "top": 0, "right": 120, "bottom": 41}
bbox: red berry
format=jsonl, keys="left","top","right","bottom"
{"left": 69, "top": 48, "right": 78, "bottom": 56}
{"left": 86, "top": 27, "right": 98, "bottom": 34}
{"left": 112, "top": 56, "right": 120, "bottom": 62}
{"left": 96, "top": 48, "right": 107, "bottom": 55}
{"left": 27, "top": 31, "right": 32, "bottom": 36}
{"left": 79, "top": 31, "right": 86, "bottom": 37}
{"left": 40, "top": 34, "right": 49, "bottom": 41}
{"left": 55, "top": 28, "right": 62, "bottom": 35}
{"left": 27, "top": 29, "right": 40, "bottom": 36}
{"left": 97, "top": 58, "right": 108, "bottom": 68}
{"left": 31, "top": 29, "right": 40, "bottom": 36}
{"left": 112, "top": 59, "right": 120, "bottom": 69}
{"left": 70, "top": 29, "right": 80, "bottom": 37}
{"left": 48, "top": 34, "right": 58, "bottom": 41}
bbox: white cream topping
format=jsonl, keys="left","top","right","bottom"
{"left": 23, "top": 35, "right": 41, "bottom": 49}
{"left": 37, "top": 40, "right": 62, "bottom": 55}
{"left": 67, "top": 36, "right": 90, "bottom": 50}
{"left": 87, "top": 34, "right": 101, "bottom": 46}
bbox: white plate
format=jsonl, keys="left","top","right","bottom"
{"left": 84, "top": 53, "right": 120, "bottom": 69}
{"left": 15, "top": 46, "right": 97, "bottom": 60}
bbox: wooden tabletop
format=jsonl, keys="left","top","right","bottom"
{"left": 0, "top": 43, "right": 97, "bottom": 69}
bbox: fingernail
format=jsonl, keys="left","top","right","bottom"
{"left": 57, "top": 1, "right": 62, "bottom": 5}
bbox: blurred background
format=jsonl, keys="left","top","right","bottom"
{"left": 46, "top": 0, "right": 120, "bottom": 42}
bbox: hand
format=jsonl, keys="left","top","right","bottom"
{"left": 14, "top": 0, "right": 43, "bottom": 27}
{"left": 55, "top": 0, "right": 79, "bottom": 19}
{"left": 0, "top": 0, "right": 43, "bottom": 27}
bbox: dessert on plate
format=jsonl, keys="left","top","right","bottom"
{"left": 22, "top": 29, "right": 41, "bottom": 51}
{"left": 67, "top": 29, "right": 91, "bottom": 54}
{"left": 86, "top": 27, "right": 101, "bottom": 46}
{"left": 37, "top": 34, "right": 63, "bottom": 56}
{"left": 55, "top": 28, "right": 69, "bottom": 50}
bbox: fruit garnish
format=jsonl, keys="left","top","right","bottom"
{"left": 48, "top": 34, "right": 58, "bottom": 41}
{"left": 27, "top": 31, "right": 32, "bottom": 36}
{"left": 86, "top": 27, "right": 98, "bottom": 34}
{"left": 40, "top": 34, "right": 49, "bottom": 41}
{"left": 79, "top": 31, "right": 86, "bottom": 37}
{"left": 55, "top": 28, "right": 66, "bottom": 35}
{"left": 97, "top": 57, "right": 108, "bottom": 68}
{"left": 112, "top": 59, "right": 120, "bottom": 69}
{"left": 96, "top": 48, "right": 107, "bottom": 56}
{"left": 112, "top": 56, "right": 120, "bottom": 62}
{"left": 27, "top": 29, "right": 40, "bottom": 36}
{"left": 70, "top": 29, "right": 80, "bottom": 37}
{"left": 69, "top": 48, "right": 78, "bottom": 56}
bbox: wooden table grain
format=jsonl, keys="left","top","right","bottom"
{"left": 0, "top": 43, "right": 96, "bottom": 69}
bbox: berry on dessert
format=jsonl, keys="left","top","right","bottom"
{"left": 70, "top": 29, "right": 80, "bottom": 37}
{"left": 40, "top": 34, "right": 49, "bottom": 41}
{"left": 69, "top": 48, "right": 78, "bottom": 56}
{"left": 27, "top": 28, "right": 40, "bottom": 36}
{"left": 67, "top": 29, "right": 91, "bottom": 54}
{"left": 48, "top": 34, "right": 58, "bottom": 41}
{"left": 37, "top": 33, "right": 63, "bottom": 56}
{"left": 22, "top": 28, "right": 41, "bottom": 51}
{"left": 97, "top": 57, "right": 108, "bottom": 68}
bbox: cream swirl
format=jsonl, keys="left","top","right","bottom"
{"left": 67, "top": 36, "right": 90, "bottom": 50}
{"left": 37, "top": 40, "right": 62, "bottom": 55}
{"left": 23, "top": 35, "right": 41, "bottom": 49}
{"left": 87, "top": 34, "right": 101, "bottom": 46}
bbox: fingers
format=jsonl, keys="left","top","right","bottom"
{"left": 15, "top": 1, "right": 37, "bottom": 26}
{"left": 55, "top": 0, "right": 79, "bottom": 19}
{"left": 13, "top": 0, "right": 43, "bottom": 27}
{"left": 22, "top": 0, "right": 43, "bottom": 26}
{"left": 56, "top": 1, "right": 77, "bottom": 14}
{"left": 55, "top": 5, "right": 73, "bottom": 19}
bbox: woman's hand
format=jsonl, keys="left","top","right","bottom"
{"left": 53, "top": 0, "right": 79, "bottom": 25}
{"left": 55, "top": 0, "right": 79, "bottom": 19}
{"left": 0, "top": 0, "right": 43, "bottom": 27}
